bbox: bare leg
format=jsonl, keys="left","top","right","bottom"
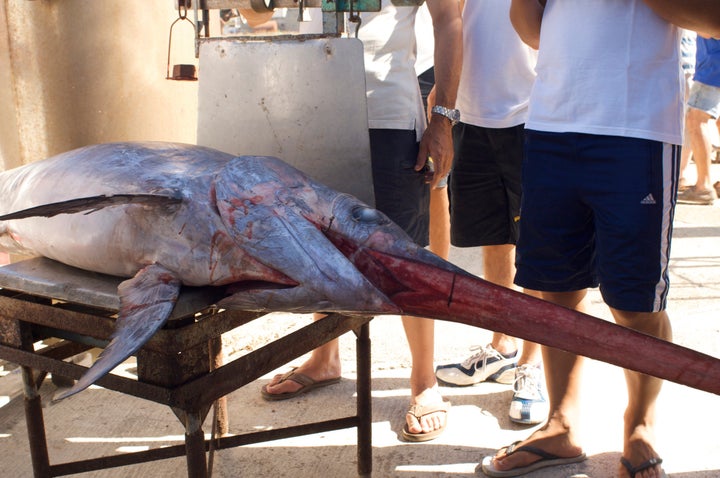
{"left": 484, "top": 245, "right": 520, "bottom": 355}
{"left": 687, "top": 106, "right": 715, "bottom": 192}
{"left": 402, "top": 315, "right": 447, "bottom": 434}
{"left": 263, "top": 312, "right": 342, "bottom": 395}
{"left": 484, "top": 245, "right": 543, "bottom": 365}
{"left": 517, "top": 288, "right": 543, "bottom": 367}
{"left": 489, "top": 289, "right": 589, "bottom": 472}
{"left": 429, "top": 186, "right": 450, "bottom": 260}
{"left": 678, "top": 73, "right": 694, "bottom": 189}
{"left": 611, "top": 308, "right": 671, "bottom": 478}
{"left": 403, "top": 189, "right": 450, "bottom": 435}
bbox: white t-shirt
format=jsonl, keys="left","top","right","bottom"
{"left": 527, "top": 0, "right": 684, "bottom": 145}
{"left": 355, "top": 1, "right": 426, "bottom": 139}
{"left": 456, "top": 0, "right": 537, "bottom": 128}
{"left": 414, "top": 3, "right": 434, "bottom": 76}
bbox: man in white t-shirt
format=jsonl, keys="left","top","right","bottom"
{"left": 433, "top": 0, "right": 548, "bottom": 427}
{"left": 481, "top": 1, "right": 720, "bottom": 478}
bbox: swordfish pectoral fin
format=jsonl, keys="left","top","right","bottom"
{"left": 0, "top": 193, "right": 182, "bottom": 221}
{"left": 54, "top": 264, "right": 181, "bottom": 400}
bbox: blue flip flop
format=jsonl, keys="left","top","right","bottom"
{"left": 620, "top": 456, "right": 665, "bottom": 478}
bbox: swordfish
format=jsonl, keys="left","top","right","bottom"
{"left": 0, "top": 142, "right": 718, "bottom": 399}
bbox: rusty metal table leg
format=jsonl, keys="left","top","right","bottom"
{"left": 356, "top": 322, "right": 372, "bottom": 476}
{"left": 209, "top": 336, "right": 228, "bottom": 436}
{"left": 21, "top": 366, "right": 51, "bottom": 478}
{"left": 184, "top": 413, "right": 208, "bottom": 478}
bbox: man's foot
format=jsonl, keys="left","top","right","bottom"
{"left": 508, "top": 364, "right": 549, "bottom": 425}
{"left": 620, "top": 426, "right": 666, "bottom": 478}
{"left": 481, "top": 429, "right": 585, "bottom": 477}
{"left": 435, "top": 344, "right": 517, "bottom": 386}
{"left": 677, "top": 186, "right": 717, "bottom": 205}
{"left": 261, "top": 361, "right": 341, "bottom": 400}
{"left": 677, "top": 177, "right": 690, "bottom": 191}
{"left": 401, "top": 387, "right": 450, "bottom": 442}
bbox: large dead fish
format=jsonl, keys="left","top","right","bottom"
{"left": 1, "top": 142, "right": 719, "bottom": 400}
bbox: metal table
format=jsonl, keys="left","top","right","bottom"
{"left": 0, "top": 257, "right": 372, "bottom": 477}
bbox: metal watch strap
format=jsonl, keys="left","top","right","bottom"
{"left": 430, "top": 105, "right": 460, "bottom": 125}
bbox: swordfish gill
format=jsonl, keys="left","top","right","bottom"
{"left": 0, "top": 142, "right": 718, "bottom": 399}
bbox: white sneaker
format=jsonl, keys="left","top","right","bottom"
{"left": 508, "top": 364, "right": 549, "bottom": 425}
{"left": 435, "top": 345, "right": 517, "bottom": 386}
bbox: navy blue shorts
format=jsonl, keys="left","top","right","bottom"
{"left": 370, "top": 129, "right": 430, "bottom": 246}
{"left": 514, "top": 131, "right": 680, "bottom": 312}
{"left": 449, "top": 123, "right": 524, "bottom": 247}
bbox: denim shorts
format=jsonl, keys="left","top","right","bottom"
{"left": 515, "top": 131, "right": 680, "bottom": 313}
{"left": 369, "top": 128, "right": 430, "bottom": 246}
{"left": 688, "top": 80, "right": 720, "bottom": 118}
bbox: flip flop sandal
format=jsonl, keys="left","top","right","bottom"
{"left": 620, "top": 456, "right": 666, "bottom": 478}
{"left": 401, "top": 400, "right": 451, "bottom": 442}
{"left": 481, "top": 440, "right": 587, "bottom": 477}
{"left": 261, "top": 369, "right": 341, "bottom": 401}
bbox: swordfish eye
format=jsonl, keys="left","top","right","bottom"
{"left": 351, "top": 206, "right": 389, "bottom": 225}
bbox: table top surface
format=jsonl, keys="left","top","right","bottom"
{"left": 0, "top": 257, "right": 224, "bottom": 319}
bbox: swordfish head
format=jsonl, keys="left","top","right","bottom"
{"left": 213, "top": 155, "right": 468, "bottom": 316}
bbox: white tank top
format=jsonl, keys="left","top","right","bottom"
{"left": 527, "top": 0, "right": 684, "bottom": 145}
{"left": 456, "top": 0, "right": 537, "bottom": 128}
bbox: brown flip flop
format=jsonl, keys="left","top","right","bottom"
{"left": 401, "top": 400, "right": 451, "bottom": 442}
{"left": 261, "top": 369, "right": 341, "bottom": 401}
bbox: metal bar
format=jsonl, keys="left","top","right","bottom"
{"left": 184, "top": 414, "right": 208, "bottom": 478}
{"left": 0, "top": 345, "right": 173, "bottom": 405}
{"left": 208, "top": 336, "right": 229, "bottom": 435}
{"left": 22, "top": 366, "right": 51, "bottom": 478}
{"left": 355, "top": 322, "right": 372, "bottom": 476}
{"left": 46, "top": 417, "right": 359, "bottom": 476}
{"left": 172, "top": 313, "right": 372, "bottom": 409}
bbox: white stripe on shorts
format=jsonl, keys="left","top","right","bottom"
{"left": 654, "top": 143, "right": 680, "bottom": 311}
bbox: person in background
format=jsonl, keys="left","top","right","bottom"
{"left": 482, "top": 1, "right": 720, "bottom": 477}
{"left": 431, "top": 0, "right": 547, "bottom": 427}
{"left": 678, "top": 29, "right": 697, "bottom": 191}
{"left": 247, "top": 0, "right": 463, "bottom": 443}
{"left": 677, "top": 35, "right": 720, "bottom": 205}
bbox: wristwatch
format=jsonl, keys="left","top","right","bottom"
{"left": 431, "top": 105, "right": 461, "bottom": 126}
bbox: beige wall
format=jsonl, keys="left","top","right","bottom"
{"left": 0, "top": 0, "right": 199, "bottom": 170}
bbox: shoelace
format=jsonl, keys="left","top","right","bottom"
{"left": 461, "top": 344, "right": 504, "bottom": 369}
{"left": 513, "top": 364, "right": 544, "bottom": 399}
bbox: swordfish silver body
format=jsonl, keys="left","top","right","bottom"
{"left": 0, "top": 142, "right": 432, "bottom": 397}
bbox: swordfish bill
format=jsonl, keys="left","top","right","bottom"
{"left": 343, "top": 247, "right": 720, "bottom": 396}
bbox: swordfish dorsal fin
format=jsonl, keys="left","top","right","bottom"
{"left": 0, "top": 193, "right": 182, "bottom": 221}
{"left": 54, "top": 263, "right": 181, "bottom": 400}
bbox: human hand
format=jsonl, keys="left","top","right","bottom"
{"left": 416, "top": 117, "right": 453, "bottom": 189}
